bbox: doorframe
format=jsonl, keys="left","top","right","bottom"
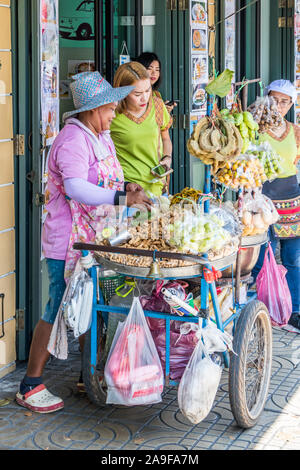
{"left": 11, "top": 0, "right": 34, "bottom": 360}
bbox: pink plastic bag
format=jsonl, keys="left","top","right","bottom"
{"left": 256, "top": 243, "right": 292, "bottom": 326}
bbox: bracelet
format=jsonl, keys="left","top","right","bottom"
{"left": 162, "top": 155, "right": 172, "bottom": 160}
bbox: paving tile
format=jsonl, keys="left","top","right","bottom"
{"left": 0, "top": 327, "right": 300, "bottom": 451}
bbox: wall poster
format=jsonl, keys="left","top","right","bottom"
{"left": 224, "top": 0, "right": 236, "bottom": 109}
{"left": 41, "top": 0, "right": 60, "bottom": 148}
{"left": 40, "top": 0, "right": 60, "bottom": 252}
{"left": 189, "top": 0, "right": 209, "bottom": 134}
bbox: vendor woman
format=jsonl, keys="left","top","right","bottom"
{"left": 252, "top": 80, "right": 300, "bottom": 332}
{"left": 110, "top": 61, "right": 173, "bottom": 196}
{"left": 15, "top": 71, "right": 152, "bottom": 413}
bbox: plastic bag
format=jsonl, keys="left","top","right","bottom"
{"left": 177, "top": 322, "right": 232, "bottom": 425}
{"left": 256, "top": 243, "right": 292, "bottom": 326}
{"left": 151, "top": 323, "right": 198, "bottom": 381}
{"left": 59, "top": 262, "right": 93, "bottom": 338}
{"left": 104, "top": 297, "right": 164, "bottom": 405}
{"left": 240, "top": 190, "right": 278, "bottom": 237}
{"left": 248, "top": 141, "right": 283, "bottom": 181}
{"left": 140, "top": 280, "right": 188, "bottom": 318}
{"left": 248, "top": 96, "right": 284, "bottom": 133}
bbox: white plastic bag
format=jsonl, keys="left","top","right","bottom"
{"left": 178, "top": 322, "right": 233, "bottom": 425}
{"left": 61, "top": 262, "right": 93, "bottom": 338}
{"left": 104, "top": 297, "right": 164, "bottom": 406}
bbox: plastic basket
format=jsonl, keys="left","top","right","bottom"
{"left": 98, "top": 269, "right": 126, "bottom": 304}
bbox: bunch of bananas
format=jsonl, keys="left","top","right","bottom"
{"left": 170, "top": 187, "right": 203, "bottom": 206}
{"left": 187, "top": 116, "right": 243, "bottom": 174}
{"left": 220, "top": 109, "right": 259, "bottom": 153}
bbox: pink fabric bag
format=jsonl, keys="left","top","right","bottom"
{"left": 256, "top": 243, "right": 292, "bottom": 327}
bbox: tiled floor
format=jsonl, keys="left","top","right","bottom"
{"left": 0, "top": 326, "right": 299, "bottom": 450}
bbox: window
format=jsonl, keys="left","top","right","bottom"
{"left": 77, "top": 1, "right": 94, "bottom": 13}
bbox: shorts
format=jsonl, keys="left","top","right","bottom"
{"left": 42, "top": 259, "right": 66, "bottom": 324}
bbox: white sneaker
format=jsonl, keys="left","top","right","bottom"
{"left": 16, "top": 384, "right": 64, "bottom": 413}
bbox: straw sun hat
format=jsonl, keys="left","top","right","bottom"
{"left": 62, "top": 71, "right": 134, "bottom": 122}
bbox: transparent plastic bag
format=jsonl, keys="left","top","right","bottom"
{"left": 177, "top": 322, "right": 233, "bottom": 424}
{"left": 104, "top": 297, "right": 164, "bottom": 405}
{"left": 249, "top": 141, "right": 283, "bottom": 181}
{"left": 248, "top": 96, "right": 284, "bottom": 133}
{"left": 61, "top": 263, "right": 93, "bottom": 338}
{"left": 256, "top": 243, "right": 292, "bottom": 327}
{"left": 241, "top": 191, "right": 278, "bottom": 236}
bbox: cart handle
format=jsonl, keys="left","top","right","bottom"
{"left": 73, "top": 242, "right": 208, "bottom": 265}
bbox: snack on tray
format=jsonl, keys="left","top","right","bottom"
{"left": 95, "top": 192, "right": 240, "bottom": 267}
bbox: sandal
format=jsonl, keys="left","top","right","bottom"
{"left": 16, "top": 384, "right": 64, "bottom": 413}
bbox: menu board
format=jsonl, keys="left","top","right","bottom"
{"left": 224, "top": 0, "right": 236, "bottom": 109}
{"left": 189, "top": 1, "right": 209, "bottom": 132}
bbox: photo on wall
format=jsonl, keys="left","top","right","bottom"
{"left": 191, "top": 55, "right": 208, "bottom": 84}
{"left": 190, "top": 1, "right": 207, "bottom": 25}
{"left": 191, "top": 27, "right": 207, "bottom": 53}
{"left": 191, "top": 83, "right": 207, "bottom": 112}
{"left": 59, "top": 0, "right": 95, "bottom": 47}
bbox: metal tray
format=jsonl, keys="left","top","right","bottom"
{"left": 93, "top": 251, "right": 237, "bottom": 280}
{"left": 241, "top": 232, "right": 268, "bottom": 247}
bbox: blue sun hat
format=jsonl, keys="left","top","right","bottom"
{"left": 266, "top": 79, "right": 297, "bottom": 103}
{"left": 62, "top": 71, "right": 134, "bottom": 122}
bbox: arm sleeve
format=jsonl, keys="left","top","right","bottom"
{"left": 64, "top": 178, "right": 126, "bottom": 206}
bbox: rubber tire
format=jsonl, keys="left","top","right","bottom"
{"left": 76, "top": 24, "right": 92, "bottom": 40}
{"left": 81, "top": 315, "right": 107, "bottom": 406}
{"left": 229, "top": 300, "right": 272, "bottom": 429}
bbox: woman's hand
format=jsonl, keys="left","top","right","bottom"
{"left": 165, "top": 102, "right": 177, "bottom": 114}
{"left": 126, "top": 182, "right": 143, "bottom": 192}
{"left": 160, "top": 155, "right": 172, "bottom": 170}
{"left": 126, "top": 189, "right": 153, "bottom": 211}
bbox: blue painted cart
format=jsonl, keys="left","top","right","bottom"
{"left": 73, "top": 163, "right": 272, "bottom": 429}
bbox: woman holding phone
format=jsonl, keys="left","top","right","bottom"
{"left": 136, "top": 52, "right": 178, "bottom": 114}
{"left": 110, "top": 61, "right": 173, "bottom": 196}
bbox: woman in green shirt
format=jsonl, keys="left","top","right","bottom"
{"left": 252, "top": 80, "right": 300, "bottom": 332}
{"left": 110, "top": 61, "right": 173, "bottom": 196}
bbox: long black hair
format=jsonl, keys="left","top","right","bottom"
{"left": 135, "top": 52, "right": 162, "bottom": 90}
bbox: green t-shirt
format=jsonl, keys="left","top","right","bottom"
{"left": 259, "top": 122, "right": 299, "bottom": 178}
{"left": 110, "top": 97, "right": 172, "bottom": 196}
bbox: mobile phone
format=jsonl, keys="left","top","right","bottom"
{"left": 151, "top": 164, "right": 174, "bottom": 178}
{"left": 165, "top": 99, "right": 179, "bottom": 106}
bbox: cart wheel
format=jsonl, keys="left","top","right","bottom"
{"left": 82, "top": 315, "right": 107, "bottom": 406}
{"left": 229, "top": 300, "right": 272, "bottom": 429}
